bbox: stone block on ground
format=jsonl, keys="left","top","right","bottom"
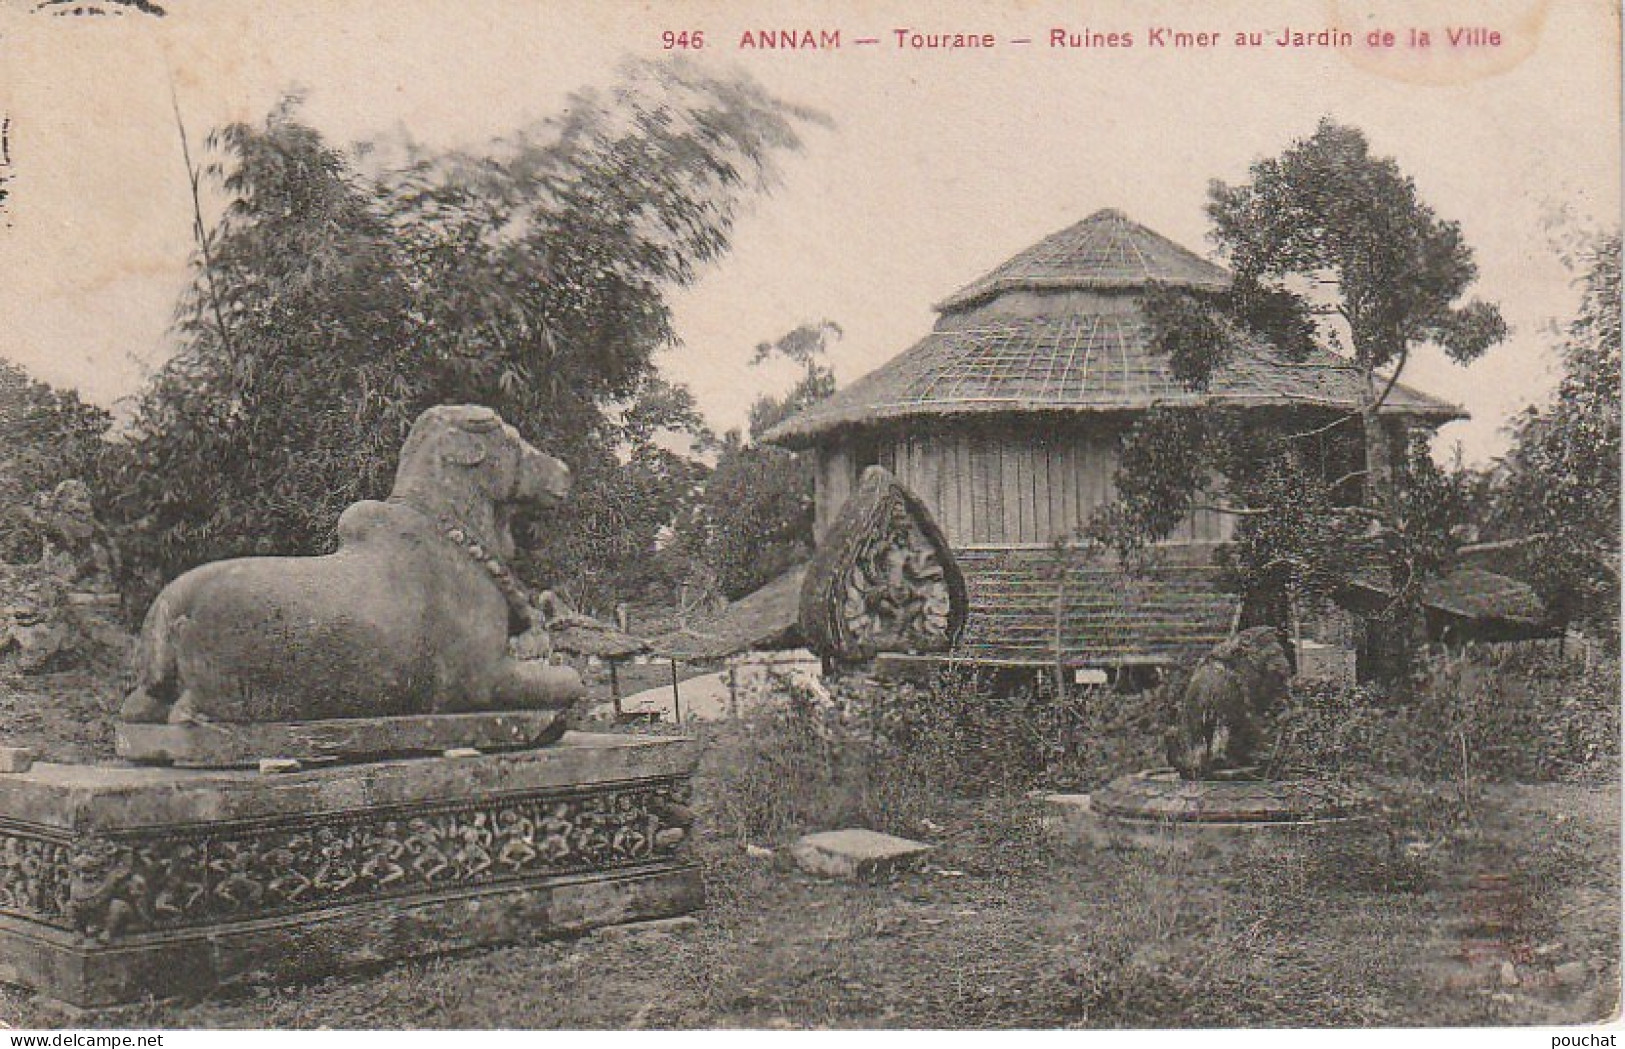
{"left": 0, "top": 748, "right": 35, "bottom": 774}
{"left": 790, "top": 828, "right": 933, "bottom": 880}
{"left": 592, "top": 915, "right": 700, "bottom": 941}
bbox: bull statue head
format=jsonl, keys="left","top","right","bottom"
{"left": 390, "top": 405, "right": 570, "bottom": 560}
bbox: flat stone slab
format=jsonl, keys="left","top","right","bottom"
{"left": 115, "top": 710, "right": 569, "bottom": 768}
{"left": 0, "top": 732, "right": 701, "bottom": 1008}
{"left": 790, "top": 829, "right": 933, "bottom": 880}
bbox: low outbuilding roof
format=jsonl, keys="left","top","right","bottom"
{"left": 650, "top": 565, "right": 807, "bottom": 662}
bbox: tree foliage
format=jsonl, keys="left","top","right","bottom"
{"left": 103, "top": 62, "right": 821, "bottom": 611}
{"left": 1499, "top": 232, "right": 1621, "bottom": 636}
{"left": 678, "top": 321, "right": 839, "bottom": 600}
{"left": 1103, "top": 121, "right": 1499, "bottom": 673}
{"left": 0, "top": 358, "right": 112, "bottom": 562}
{"left": 1206, "top": 118, "right": 1506, "bottom": 512}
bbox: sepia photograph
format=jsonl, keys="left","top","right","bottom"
{"left": 0, "top": 0, "right": 1617, "bottom": 1036}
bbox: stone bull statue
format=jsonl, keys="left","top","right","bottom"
{"left": 119, "top": 405, "right": 585, "bottom": 725}
{"left": 1163, "top": 626, "right": 1293, "bottom": 780}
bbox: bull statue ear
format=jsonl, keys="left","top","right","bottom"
{"left": 441, "top": 430, "right": 489, "bottom": 467}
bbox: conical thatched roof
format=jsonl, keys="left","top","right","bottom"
{"left": 763, "top": 209, "right": 1463, "bottom": 448}
{"left": 935, "top": 208, "right": 1229, "bottom": 311}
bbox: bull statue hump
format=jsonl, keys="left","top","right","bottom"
{"left": 119, "top": 405, "right": 583, "bottom": 726}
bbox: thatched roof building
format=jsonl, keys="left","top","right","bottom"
{"left": 769, "top": 210, "right": 1458, "bottom": 447}
{"left": 764, "top": 208, "right": 1463, "bottom": 672}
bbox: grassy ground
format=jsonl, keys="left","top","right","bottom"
{"left": 0, "top": 629, "right": 1615, "bottom": 1029}
{"left": 1, "top": 739, "right": 1614, "bottom": 1029}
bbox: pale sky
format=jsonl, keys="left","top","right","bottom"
{"left": 0, "top": 0, "right": 1617, "bottom": 465}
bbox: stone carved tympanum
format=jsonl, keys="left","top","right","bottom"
{"left": 120, "top": 405, "right": 584, "bottom": 725}
{"left": 800, "top": 466, "right": 967, "bottom": 664}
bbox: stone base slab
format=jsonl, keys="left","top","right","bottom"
{"left": 1044, "top": 779, "right": 1379, "bottom": 858}
{"left": 0, "top": 732, "right": 701, "bottom": 1007}
{"left": 1092, "top": 768, "right": 1376, "bottom": 823}
{"left": 115, "top": 711, "right": 571, "bottom": 768}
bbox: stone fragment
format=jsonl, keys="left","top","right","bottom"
{"left": 443, "top": 747, "right": 482, "bottom": 758}
{"left": 789, "top": 828, "right": 933, "bottom": 880}
{"left": 744, "top": 844, "right": 774, "bottom": 860}
{"left": 1554, "top": 961, "right": 1588, "bottom": 986}
{"left": 0, "top": 747, "right": 34, "bottom": 773}
{"left": 258, "top": 758, "right": 303, "bottom": 775}
{"left": 1498, "top": 960, "right": 1520, "bottom": 987}
{"left": 593, "top": 915, "right": 699, "bottom": 941}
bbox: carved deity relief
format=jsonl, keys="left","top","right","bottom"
{"left": 801, "top": 466, "right": 967, "bottom": 663}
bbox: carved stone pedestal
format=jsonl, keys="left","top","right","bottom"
{"left": 1043, "top": 770, "right": 1377, "bottom": 857}
{"left": 0, "top": 733, "right": 701, "bottom": 1008}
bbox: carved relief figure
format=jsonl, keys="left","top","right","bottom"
{"left": 801, "top": 466, "right": 969, "bottom": 664}
{"left": 0, "top": 782, "right": 693, "bottom": 939}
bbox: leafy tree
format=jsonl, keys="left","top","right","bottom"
{"left": 746, "top": 320, "right": 840, "bottom": 436}
{"left": 679, "top": 321, "right": 839, "bottom": 599}
{"left": 1499, "top": 232, "right": 1621, "bottom": 638}
{"left": 0, "top": 358, "right": 111, "bottom": 562}
{"left": 1207, "top": 118, "right": 1506, "bottom": 516}
{"left": 102, "top": 101, "right": 426, "bottom": 603}
{"left": 105, "top": 61, "right": 821, "bottom": 610}
{"left": 526, "top": 375, "right": 713, "bottom": 611}
{"left": 1098, "top": 121, "right": 1501, "bottom": 676}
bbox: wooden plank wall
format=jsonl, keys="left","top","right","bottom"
{"left": 877, "top": 424, "right": 1233, "bottom": 548}
{"left": 813, "top": 446, "right": 854, "bottom": 541}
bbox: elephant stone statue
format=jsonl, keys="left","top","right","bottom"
{"left": 1163, "top": 626, "right": 1292, "bottom": 780}
{"left": 119, "top": 405, "right": 584, "bottom": 725}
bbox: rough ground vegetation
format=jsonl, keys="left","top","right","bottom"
{"left": 0, "top": 645, "right": 1616, "bottom": 1028}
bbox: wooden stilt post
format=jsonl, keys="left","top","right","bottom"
{"left": 609, "top": 661, "right": 622, "bottom": 721}
{"left": 670, "top": 658, "right": 682, "bottom": 725}
{"left": 727, "top": 663, "right": 739, "bottom": 719}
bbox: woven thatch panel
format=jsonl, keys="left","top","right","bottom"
{"left": 952, "top": 547, "right": 1240, "bottom": 667}
{"left": 766, "top": 312, "right": 1460, "bottom": 445}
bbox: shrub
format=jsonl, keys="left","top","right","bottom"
{"left": 1271, "top": 647, "right": 1620, "bottom": 783}
{"left": 698, "top": 665, "right": 1185, "bottom": 845}
{"left": 0, "top": 360, "right": 112, "bottom": 565}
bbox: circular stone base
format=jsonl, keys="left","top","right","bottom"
{"left": 1094, "top": 768, "right": 1376, "bottom": 825}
